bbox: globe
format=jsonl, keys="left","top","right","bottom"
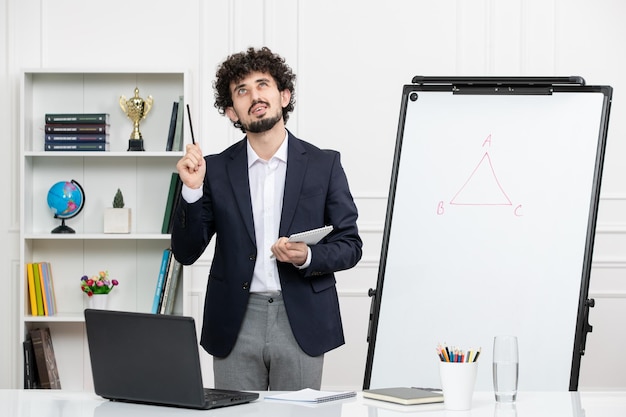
{"left": 47, "top": 180, "right": 85, "bottom": 233}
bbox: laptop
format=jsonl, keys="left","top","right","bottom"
{"left": 84, "top": 309, "right": 259, "bottom": 409}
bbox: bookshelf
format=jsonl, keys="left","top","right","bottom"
{"left": 18, "top": 69, "right": 191, "bottom": 390}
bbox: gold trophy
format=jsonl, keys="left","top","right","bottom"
{"left": 119, "top": 87, "right": 153, "bottom": 151}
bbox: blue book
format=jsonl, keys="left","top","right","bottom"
{"left": 151, "top": 249, "right": 172, "bottom": 314}
{"left": 45, "top": 133, "right": 108, "bottom": 142}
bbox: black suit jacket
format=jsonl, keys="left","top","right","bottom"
{"left": 171, "top": 131, "right": 362, "bottom": 357}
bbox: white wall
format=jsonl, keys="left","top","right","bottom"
{"left": 2, "top": 0, "right": 626, "bottom": 391}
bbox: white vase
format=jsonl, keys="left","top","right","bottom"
{"left": 88, "top": 294, "right": 109, "bottom": 310}
{"left": 103, "top": 207, "right": 131, "bottom": 233}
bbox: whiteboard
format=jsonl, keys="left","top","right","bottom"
{"left": 364, "top": 79, "right": 612, "bottom": 392}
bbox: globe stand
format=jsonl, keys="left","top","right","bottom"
{"left": 51, "top": 218, "right": 76, "bottom": 234}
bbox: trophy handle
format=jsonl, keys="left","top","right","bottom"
{"left": 119, "top": 96, "right": 127, "bottom": 113}
{"left": 143, "top": 96, "right": 154, "bottom": 119}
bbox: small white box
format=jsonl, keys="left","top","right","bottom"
{"left": 103, "top": 208, "right": 131, "bottom": 234}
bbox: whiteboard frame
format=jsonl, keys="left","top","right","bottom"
{"left": 363, "top": 77, "right": 613, "bottom": 391}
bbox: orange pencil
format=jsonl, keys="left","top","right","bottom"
{"left": 441, "top": 344, "right": 450, "bottom": 362}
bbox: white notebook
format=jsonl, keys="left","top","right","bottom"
{"left": 265, "top": 388, "right": 356, "bottom": 403}
{"left": 287, "top": 225, "right": 334, "bottom": 244}
{"left": 269, "top": 225, "right": 334, "bottom": 259}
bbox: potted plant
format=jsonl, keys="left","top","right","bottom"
{"left": 81, "top": 270, "right": 119, "bottom": 309}
{"left": 103, "top": 188, "right": 131, "bottom": 233}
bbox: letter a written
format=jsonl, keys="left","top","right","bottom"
{"left": 482, "top": 134, "right": 492, "bottom": 147}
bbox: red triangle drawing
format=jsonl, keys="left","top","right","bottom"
{"left": 450, "top": 152, "right": 512, "bottom": 206}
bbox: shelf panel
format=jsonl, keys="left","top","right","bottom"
{"left": 24, "top": 151, "right": 183, "bottom": 158}
{"left": 24, "top": 313, "right": 85, "bottom": 323}
{"left": 24, "top": 233, "right": 171, "bottom": 240}
{"left": 22, "top": 68, "right": 189, "bottom": 75}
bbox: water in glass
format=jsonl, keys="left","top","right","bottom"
{"left": 493, "top": 361, "right": 518, "bottom": 402}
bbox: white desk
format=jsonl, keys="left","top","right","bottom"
{"left": 2, "top": 390, "right": 626, "bottom": 417}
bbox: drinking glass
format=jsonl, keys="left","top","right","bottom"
{"left": 492, "top": 335, "right": 518, "bottom": 402}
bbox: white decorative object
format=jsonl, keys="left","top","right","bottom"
{"left": 103, "top": 208, "right": 131, "bottom": 233}
{"left": 88, "top": 294, "right": 109, "bottom": 310}
{"left": 104, "top": 188, "right": 131, "bottom": 233}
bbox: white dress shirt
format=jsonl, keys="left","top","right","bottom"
{"left": 246, "top": 134, "right": 287, "bottom": 293}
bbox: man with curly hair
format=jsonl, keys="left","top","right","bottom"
{"left": 171, "top": 47, "right": 362, "bottom": 391}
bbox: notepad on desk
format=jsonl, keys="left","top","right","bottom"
{"left": 265, "top": 388, "right": 356, "bottom": 403}
{"left": 362, "top": 387, "right": 443, "bottom": 405}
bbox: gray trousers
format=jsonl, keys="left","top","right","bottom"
{"left": 213, "top": 292, "right": 324, "bottom": 391}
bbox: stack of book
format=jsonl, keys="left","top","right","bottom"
{"left": 44, "top": 113, "right": 110, "bottom": 151}
{"left": 24, "top": 327, "right": 61, "bottom": 389}
{"left": 151, "top": 248, "right": 182, "bottom": 315}
{"left": 26, "top": 262, "right": 57, "bottom": 316}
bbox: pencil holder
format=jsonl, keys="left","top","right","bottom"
{"left": 439, "top": 361, "right": 478, "bottom": 410}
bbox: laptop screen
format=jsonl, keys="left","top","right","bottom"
{"left": 85, "top": 309, "right": 211, "bottom": 408}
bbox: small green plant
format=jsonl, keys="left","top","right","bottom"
{"left": 113, "top": 188, "right": 125, "bottom": 208}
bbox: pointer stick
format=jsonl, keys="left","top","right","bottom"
{"left": 186, "top": 104, "right": 196, "bottom": 144}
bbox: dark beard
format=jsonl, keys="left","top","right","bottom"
{"left": 243, "top": 113, "right": 282, "bottom": 133}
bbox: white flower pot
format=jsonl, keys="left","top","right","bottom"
{"left": 88, "top": 294, "right": 109, "bottom": 310}
{"left": 103, "top": 208, "right": 131, "bottom": 233}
